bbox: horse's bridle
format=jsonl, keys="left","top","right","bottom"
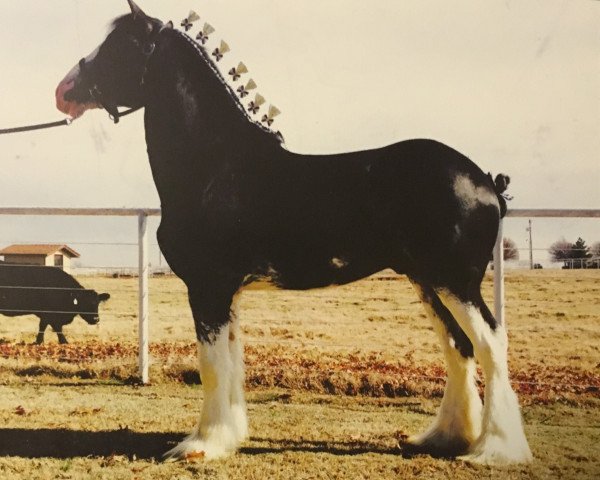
{"left": 76, "top": 25, "right": 167, "bottom": 124}
{"left": 76, "top": 58, "right": 121, "bottom": 123}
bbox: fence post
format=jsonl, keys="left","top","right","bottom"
{"left": 138, "top": 212, "right": 149, "bottom": 383}
{"left": 493, "top": 218, "right": 505, "bottom": 327}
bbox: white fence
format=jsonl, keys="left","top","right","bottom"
{"left": 0, "top": 208, "right": 159, "bottom": 383}
{"left": 1, "top": 207, "right": 599, "bottom": 383}
{"left": 493, "top": 209, "right": 600, "bottom": 328}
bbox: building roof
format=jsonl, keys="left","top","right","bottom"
{"left": 0, "top": 244, "right": 80, "bottom": 258}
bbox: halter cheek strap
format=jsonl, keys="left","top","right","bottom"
{"left": 78, "top": 58, "right": 124, "bottom": 124}
{"left": 78, "top": 24, "right": 167, "bottom": 124}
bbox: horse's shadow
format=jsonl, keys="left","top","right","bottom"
{"left": 0, "top": 428, "right": 179, "bottom": 459}
{"left": 242, "top": 437, "right": 400, "bottom": 457}
{"left": 0, "top": 429, "right": 402, "bottom": 459}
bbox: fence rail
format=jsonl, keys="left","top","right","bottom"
{"left": 2, "top": 207, "right": 599, "bottom": 383}
{"left": 0, "top": 207, "right": 161, "bottom": 216}
{"left": 507, "top": 209, "right": 600, "bottom": 218}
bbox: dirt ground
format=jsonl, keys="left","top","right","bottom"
{"left": 0, "top": 269, "right": 599, "bottom": 478}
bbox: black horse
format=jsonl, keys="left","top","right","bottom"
{"left": 56, "top": 0, "right": 531, "bottom": 464}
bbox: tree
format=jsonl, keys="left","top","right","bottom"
{"left": 503, "top": 237, "right": 519, "bottom": 261}
{"left": 550, "top": 237, "right": 593, "bottom": 269}
{"left": 549, "top": 237, "right": 572, "bottom": 262}
{"left": 591, "top": 241, "right": 600, "bottom": 258}
{"left": 572, "top": 237, "right": 592, "bottom": 259}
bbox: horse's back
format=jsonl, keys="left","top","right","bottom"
{"left": 275, "top": 138, "right": 499, "bottom": 227}
{"left": 237, "top": 138, "right": 500, "bottom": 289}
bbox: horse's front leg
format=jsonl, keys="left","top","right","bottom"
{"left": 228, "top": 292, "right": 249, "bottom": 443}
{"left": 165, "top": 279, "right": 245, "bottom": 460}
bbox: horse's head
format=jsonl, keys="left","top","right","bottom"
{"left": 56, "top": 0, "right": 170, "bottom": 120}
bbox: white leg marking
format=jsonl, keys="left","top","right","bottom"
{"left": 437, "top": 291, "right": 532, "bottom": 465}
{"left": 228, "top": 292, "right": 249, "bottom": 443}
{"left": 407, "top": 284, "right": 482, "bottom": 454}
{"left": 165, "top": 325, "right": 239, "bottom": 460}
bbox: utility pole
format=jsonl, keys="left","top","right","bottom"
{"left": 527, "top": 219, "right": 533, "bottom": 269}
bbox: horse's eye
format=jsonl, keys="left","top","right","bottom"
{"left": 143, "top": 42, "right": 155, "bottom": 56}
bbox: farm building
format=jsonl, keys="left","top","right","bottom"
{"left": 0, "top": 244, "right": 80, "bottom": 273}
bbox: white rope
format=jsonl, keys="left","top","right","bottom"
{"left": 0, "top": 285, "right": 96, "bottom": 292}
{"left": 0, "top": 308, "right": 100, "bottom": 316}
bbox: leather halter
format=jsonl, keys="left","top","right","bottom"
{"left": 77, "top": 26, "right": 165, "bottom": 124}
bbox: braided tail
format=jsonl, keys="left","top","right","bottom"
{"left": 488, "top": 173, "right": 511, "bottom": 218}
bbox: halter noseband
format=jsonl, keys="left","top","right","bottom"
{"left": 77, "top": 26, "right": 164, "bottom": 124}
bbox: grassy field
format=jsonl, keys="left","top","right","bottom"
{"left": 0, "top": 269, "right": 599, "bottom": 478}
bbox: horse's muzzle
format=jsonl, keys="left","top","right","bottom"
{"left": 55, "top": 65, "right": 100, "bottom": 119}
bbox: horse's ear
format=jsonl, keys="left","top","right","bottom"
{"left": 127, "top": 0, "right": 156, "bottom": 36}
{"left": 127, "top": 0, "right": 146, "bottom": 19}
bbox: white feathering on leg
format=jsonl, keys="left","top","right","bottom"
{"left": 406, "top": 283, "right": 482, "bottom": 455}
{"left": 436, "top": 292, "right": 533, "bottom": 465}
{"left": 228, "top": 292, "right": 249, "bottom": 443}
{"left": 164, "top": 328, "right": 239, "bottom": 460}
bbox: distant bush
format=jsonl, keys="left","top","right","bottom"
{"left": 550, "top": 237, "right": 598, "bottom": 269}
{"left": 503, "top": 237, "right": 519, "bottom": 261}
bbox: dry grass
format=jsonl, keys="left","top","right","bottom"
{"left": 0, "top": 269, "right": 599, "bottom": 478}
{"left": 2, "top": 269, "right": 599, "bottom": 367}
{"left": 0, "top": 384, "right": 599, "bottom": 479}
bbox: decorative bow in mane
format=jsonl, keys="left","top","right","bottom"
{"left": 176, "top": 10, "right": 283, "bottom": 141}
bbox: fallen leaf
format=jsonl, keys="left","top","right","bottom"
{"left": 185, "top": 450, "right": 206, "bottom": 462}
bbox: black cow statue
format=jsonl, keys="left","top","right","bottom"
{"left": 0, "top": 263, "right": 110, "bottom": 344}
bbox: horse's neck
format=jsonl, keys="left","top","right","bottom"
{"left": 143, "top": 30, "right": 280, "bottom": 211}
{"left": 145, "top": 30, "right": 272, "bottom": 158}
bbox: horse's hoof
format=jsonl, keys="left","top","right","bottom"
{"left": 458, "top": 434, "right": 533, "bottom": 465}
{"left": 163, "top": 427, "right": 239, "bottom": 461}
{"left": 400, "top": 430, "right": 472, "bottom": 458}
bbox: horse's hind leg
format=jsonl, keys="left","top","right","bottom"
{"left": 403, "top": 281, "right": 482, "bottom": 457}
{"left": 436, "top": 289, "right": 532, "bottom": 465}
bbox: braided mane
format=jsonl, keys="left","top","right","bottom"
{"left": 172, "top": 29, "right": 283, "bottom": 143}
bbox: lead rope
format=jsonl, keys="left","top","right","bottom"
{"left": 0, "top": 106, "right": 142, "bottom": 135}
{"left": 0, "top": 118, "right": 73, "bottom": 135}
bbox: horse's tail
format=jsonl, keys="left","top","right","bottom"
{"left": 488, "top": 172, "right": 510, "bottom": 218}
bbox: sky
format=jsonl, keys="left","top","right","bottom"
{"left": 0, "top": 0, "right": 598, "bottom": 269}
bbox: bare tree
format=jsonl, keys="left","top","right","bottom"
{"left": 549, "top": 237, "right": 572, "bottom": 262}
{"left": 591, "top": 241, "right": 600, "bottom": 258}
{"left": 503, "top": 237, "right": 519, "bottom": 261}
